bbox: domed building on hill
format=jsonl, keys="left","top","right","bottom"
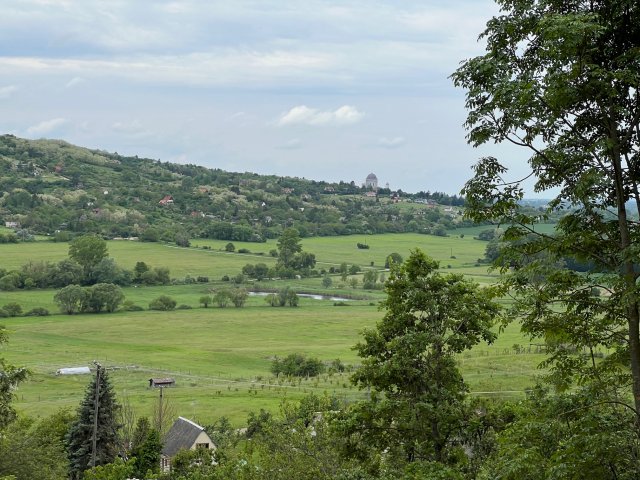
{"left": 365, "top": 173, "right": 378, "bottom": 190}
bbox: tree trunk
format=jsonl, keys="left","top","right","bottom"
{"left": 611, "top": 140, "right": 640, "bottom": 417}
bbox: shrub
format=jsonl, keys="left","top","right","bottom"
{"left": 356, "top": 243, "right": 370, "bottom": 249}
{"left": 330, "top": 358, "right": 346, "bottom": 372}
{"left": 177, "top": 304, "right": 192, "bottom": 310}
{"left": 122, "top": 301, "right": 144, "bottom": 311}
{"left": 2, "top": 302, "right": 23, "bottom": 317}
{"left": 238, "top": 248, "right": 251, "bottom": 254}
{"left": 149, "top": 295, "right": 177, "bottom": 311}
{"left": 25, "top": 307, "right": 50, "bottom": 316}
{"left": 200, "top": 296, "right": 212, "bottom": 308}
{"left": 271, "top": 353, "right": 325, "bottom": 377}
{"left": 229, "top": 288, "right": 248, "bottom": 308}
{"left": 225, "top": 242, "right": 235, "bottom": 252}
{"left": 196, "top": 276, "right": 209, "bottom": 283}
{"left": 213, "top": 290, "right": 231, "bottom": 308}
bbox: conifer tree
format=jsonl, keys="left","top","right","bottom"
{"left": 66, "top": 366, "right": 120, "bottom": 479}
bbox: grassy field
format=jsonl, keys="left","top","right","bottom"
{"left": 3, "top": 301, "right": 544, "bottom": 426}
{"left": 0, "top": 232, "right": 549, "bottom": 425}
{"left": 0, "top": 231, "right": 497, "bottom": 283}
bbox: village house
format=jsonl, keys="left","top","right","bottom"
{"left": 161, "top": 417, "right": 215, "bottom": 473}
{"left": 4, "top": 221, "right": 20, "bottom": 229}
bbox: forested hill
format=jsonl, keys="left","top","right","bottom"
{"left": 0, "top": 134, "right": 467, "bottom": 242}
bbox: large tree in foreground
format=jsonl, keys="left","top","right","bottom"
{"left": 452, "top": 0, "right": 640, "bottom": 416}
{"left": 342, "top": 250, "right": 499, "bottom": 470}
{"left": 66, "top": 365, "right": 120, "bottom": 479}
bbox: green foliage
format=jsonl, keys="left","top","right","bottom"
{"left": 66, "top": 367, "right": 120, "bottom": 479}
{"left": 171, "top": 448, "right": 216, "bottom": 478}
{"left": 148, "top": 295, "right": 177, "bottom": 311}
{"left": 453, "top": 0, "right": 640, "bottom": 415}
{"left": 86, "top": 283, "right": 125, "bottom": 313}
{"left": 131, "top": 428, "right": 161, "bottom": 478}
{"left": 342, "top": 250, "right": 499, "bottom": 467}
{"left": 213, "top": 289, "right": 231, "bottom": 307}
{"left": 225, "top": 242, "right": 235, "bottom": 252}
{"left": 384, "top": 252, "right": 403, "bottom": 268}
{"left": 271, "top": 353, "right": 325, "bottom": 377}
{"left": 83, "top": 458, "right": 135, "bottom": 480}
{"left": 0, "top": 326, "right": 28, "bottom": 429}
{"left": 54, "top": 284, "right": 88, "bottom": 314}
{"left": 0, "top": 411, "right": 72, "bottom": 480}
{"left": 322, "top": 274, "right": 333, "bottom": 288}
{"left": 217, "top": 394, "right": 358, "bottom": 480}
{"left": 478, "top": 387, "right": 640, "bottom": 480}
{"left": 277, "top": 227, "right": 303, "bottom": 268}
{"left": 362, "top": 270, "right": 378, "bottom": 290}
{"left": 1, "top": 303, "right": 22, "bottom": 317}
{"left": 228, "top": 288, "right": 249, "bottom": 308}
{"left": 69, "top": 235, "right": 108, "bottom": 271}
{"left": 25, "top": 306, "right": 49, "bottom": 316}
{"left": 200, "top": 295, "right": 212, "bottom": 308}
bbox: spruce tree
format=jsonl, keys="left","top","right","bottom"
{"left": 66, "top": 366, "right": 120, "bottom": 479}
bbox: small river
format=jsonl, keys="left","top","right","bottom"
{"left": 249, "top": 291, "right": 353, "bottom": 302}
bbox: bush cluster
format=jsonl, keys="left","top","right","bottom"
{"left": 270, "top": 353, "right": 325, "bottom": 377}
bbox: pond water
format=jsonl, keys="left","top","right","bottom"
{"left": 249, "top": 291, "right": 353, "bottom": 302}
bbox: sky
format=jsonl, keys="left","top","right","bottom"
{"left": 0, "top": 0, "right": 525, "bottom": 195}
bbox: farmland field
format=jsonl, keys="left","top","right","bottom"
{"left": 0, "top": 232, "right": 549, "bottom": 425}
{"left": 0, "top": 230, "right": 507, "bottom": 282}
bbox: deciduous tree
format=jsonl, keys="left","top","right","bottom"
{"left": 69, "top": 235, "right": 108, "bottom": 274}
{"left": 276, "top": 228, "right": 302, "bottom": 268}
{"left": 342, "top": 250, "right": 499, "bottom": 467}
{"left": 452, "top": 0, "right": 640, "bottom": 416}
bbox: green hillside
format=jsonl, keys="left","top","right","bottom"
{"left": 0, "top": 135, "right": 467, "bottom": 243}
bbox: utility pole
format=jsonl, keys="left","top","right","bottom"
{"left": 158, "top": 386, "right": 164, "bottom": 437}
{"left": 91, "top": 361, "right": 102, "bottom": 469}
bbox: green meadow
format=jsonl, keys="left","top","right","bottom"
{"left": 0, "top": 232, "right": 551, "bottom": 425}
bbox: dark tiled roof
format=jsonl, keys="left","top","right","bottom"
{"left": 162, "top": 417, "right": 205, "bottom": 457}
{"left": 150, "top": 378, "right": 175, "bottom": 385}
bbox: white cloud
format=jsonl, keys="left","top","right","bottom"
{"left": 277, "top": 105, "right": 364, "bottom": 127}
{"left": 377, "top": 136, "right": 406, "bottom": 148}
{"left": 277, "top": 138, "right": 302, "bottom": 149}
{"left": 65, "top": 76, "right": 85, "bottom": 88}
{"left": 26, "top": 117, "right": 68, "bottom": 136}
{"left": 0, "top": 85, "right": 18, "bottom": 99}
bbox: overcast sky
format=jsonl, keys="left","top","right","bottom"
{"left": 0, "top": 0, "right": 524, "bottom": 194}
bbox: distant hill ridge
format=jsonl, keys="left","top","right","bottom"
{"left": 0, "top": 134, "right": 466, "bottom": 242}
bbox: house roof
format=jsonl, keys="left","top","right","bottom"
{"left": 162, "top": 417, "right": 207, "bottom": 457}
{"left": 150, "top": 377, "right": 175, "bottom": 384}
